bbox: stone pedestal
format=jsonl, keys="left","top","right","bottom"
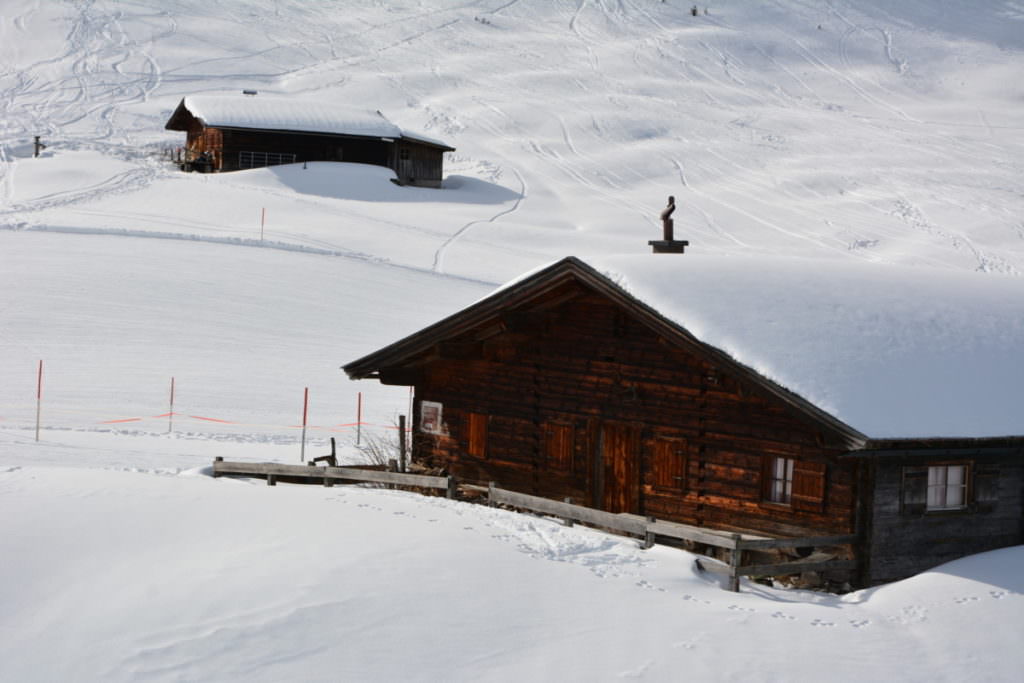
{"left": 648, "top": 240, "right": 689, "bottom": 254}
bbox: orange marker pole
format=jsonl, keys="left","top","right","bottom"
{"left": 168, "top": 377, "right": 175, "bottom": 434}
{"left": 300, "top": 387, "right": 309, "bottom": 462}
{"left": 356, "top": 391, "right": 362, "bottom": 446}
{"left": 35, "top": 360, "right": 43, "bottom": 442}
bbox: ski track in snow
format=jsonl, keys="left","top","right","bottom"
{"left": 431, "top": 167, "right": 527, "bottom": 274}
{"left": 2, "top": 0, "right": 1021, "bottom": 277}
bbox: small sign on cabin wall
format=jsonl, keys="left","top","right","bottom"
{"left": 420, "top": 400, "right": 444, "bottom": 434}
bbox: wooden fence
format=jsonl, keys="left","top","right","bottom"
{"left": 212, "top": 458, "right": 457, "bottom": 498}
{"left": 211, "top": 459, "right": 856, "bottom": 592}
{"left": 487, "top": 483, "right": 857, "bottom": 591}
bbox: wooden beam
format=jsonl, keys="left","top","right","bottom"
{"left": 737, "top": 534, "right": 858, "bottom": 550}
{"left": 213, "top": 460, "right": 450, "bottom": 490}
{"left": 378, "top": 367, "right": 422, "bottom": 386}
{"left": 694, "top": 557, "right": 731, "bottom": 575}
{"left": 737, "top": 559, "right": 858, "bottom": 578}
{"left": 644, "top": 518, "right": 740, "bottom": 549}
{"left": 488, "top": 485, "right": 648, "bottom": 536}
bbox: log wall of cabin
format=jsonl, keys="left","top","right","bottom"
{"left": 864, "top": 457, "right": 1024, "bottom": 585}
{"left": 408, "top": 289, "right": 857, "bottom": 537}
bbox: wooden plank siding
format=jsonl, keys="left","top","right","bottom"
{"left": 407, "top": 285, "right": 858, "bottom": 539}
{"left": 864, "top": 458, "right": 1024, "bottom": 585}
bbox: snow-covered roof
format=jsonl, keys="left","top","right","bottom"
{"left": 178, "top": 94, "right": 404, "bottom": 139}
{"left": 584, "top": 254, "right": 1024, "bottom": 440}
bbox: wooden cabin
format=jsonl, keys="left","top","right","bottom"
{"left": 344, "top": 256, "right": 1024, "bottom": 587}
{"left": 164, "top": 94, "right": 454, "bottom": 187}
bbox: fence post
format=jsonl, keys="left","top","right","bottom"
{"left": 488, "top": 481, "right": 496, "bottom": 507}
{"left": 644, "top": 516, "right": 656, "bottom": 549}
{"left": 387, "top": 459, "right": 398, "bottom": 490}
{"left": 399, "top": 414, "right": 407, "bottom": 473}
{"left": 728, "top": 533, "right": 742, "bottom": 592}
{"left": 562, "top": 498, "right": 574, "bottom": 527}
{"left": 300, "top": 387, "right": 309, "bottom": 462}
{"left": 35, "top": 360, "right": 43, "bottom": 442}
{"left": 168, "top": 377, "right": 175, "bottom": 434}
{"left": 446, "top": 475, "right": 457, "bottom": 500}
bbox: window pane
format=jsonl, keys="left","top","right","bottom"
{"left": 926, "top": 465, "right": 969, "bottom": 510}
{"left": 947, "top": 485, "right": 964, "bottom": 507}
{"left": 767, "top": 457, "right": 794, "bottom": 504}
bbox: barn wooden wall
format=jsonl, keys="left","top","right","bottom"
{"left": 864, "top": 458, "right": 1023, "bottom": 584}
{"left": 392, "top": 143, "right": 445, "bottom": 187}
{"left": 409, "top": 286, "right": 858, "bottom": 538}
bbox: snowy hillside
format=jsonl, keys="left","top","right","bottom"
{"left": 1, "top": 1, "right": 1022, "bottom": 680}
{"left": 3, "top": 0, "right": 1023, "bottom": 281}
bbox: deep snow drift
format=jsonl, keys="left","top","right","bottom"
{"left": 1, "top": 455, "right": 1021, "bottom": 682}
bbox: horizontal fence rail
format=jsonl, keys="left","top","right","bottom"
{"left": 488, "top": 484, "right": 649, "bottom": 537}
{"left": 213, "top": 460, "right": 859, "bottom": 592}
{"left": 485, "top": 483, "right": 858, "bottom": 592}
{"left": 213, "top": 459, "right": 456, "bottom": 497}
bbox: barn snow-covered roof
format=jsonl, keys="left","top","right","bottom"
{"left": 346, "top": 255, "right": 1024, "bottom": 441}
{"left": 585, "top": 254, "right": 1024, "bottom": 440}
{"left": 166, "top": 94, "right": 453, "bottom": 148}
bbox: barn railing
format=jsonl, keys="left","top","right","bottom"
{"left": 486, "top": 483, "right": 857, "bottom": 592}
{"left": 212, "top": 458, "right": 457, "bottom": 497}
{"left": 238, "top": 150, "right": 297, "bottom": 169}
{"left": 210, "top": 459, "right": 857, "bottom": 592}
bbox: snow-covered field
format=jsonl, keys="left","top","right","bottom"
{"left": 1, "top": 1, "right": 1022, "bottom": 680}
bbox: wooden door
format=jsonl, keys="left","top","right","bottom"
{"left": 599, "top": 423, "right": 640, "bottom": 513}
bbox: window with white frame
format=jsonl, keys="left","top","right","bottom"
{"left": 927, "top": 464, "right": 968, "bottom": 510}
{"left": 765, "top": 456, "right": 794, "bottom": 504}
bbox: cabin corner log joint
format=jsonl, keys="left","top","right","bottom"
{"left": 165, "top": 94, "right": 454, "bottom": 187}
{"left": 343, "top": 256, "right": 1024, "bottom": 589}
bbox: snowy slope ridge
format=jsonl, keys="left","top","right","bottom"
{"left": 588, "top": 254, "right": 1024, "bottom": 438}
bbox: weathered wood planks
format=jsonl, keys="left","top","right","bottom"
{"left": 213, "top": 458, "right": 454, "bottom": 495}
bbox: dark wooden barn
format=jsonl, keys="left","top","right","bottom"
{"left": 164, "top": 94, "right": 454, "bottom": 187}
{"left": 343, "top": 256, "right": 1024, "bottom": 588}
